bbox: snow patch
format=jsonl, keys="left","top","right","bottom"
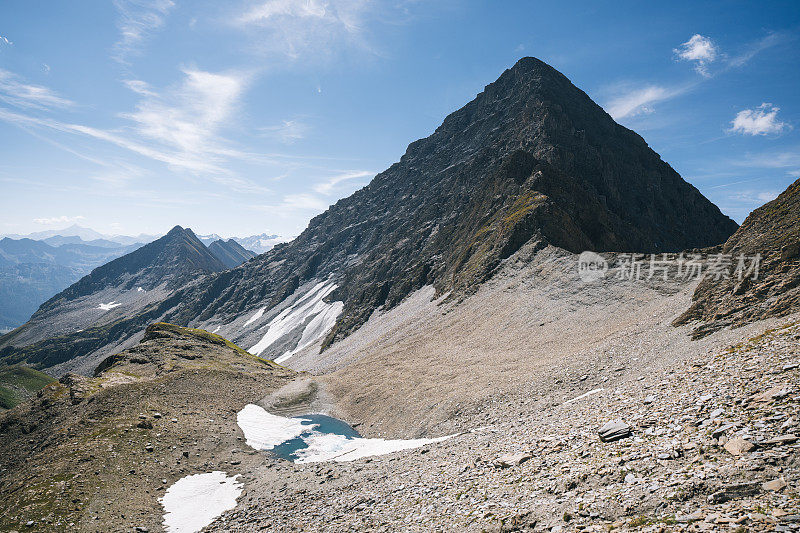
{"left": 160, "top": 471, "right": 242, "bottom": 533}
{"left": 248, "top": 281, "right": 342, "bottom": 361}
{"left": 236, "top": 404, "right": 314, "bottom": 450}
{"left": 212, "top": 326, "right": 221, "bottom": 333}
{"left": 274, "top": 300, "right": 344, "bottom": 364}
{"left": 136, "top": 287, "right": 145, "bottom": 292}
{"left": 97, "top": 301, "right": 122, "bottom": 311}
{"left": 242, "top": 307, "right": 265, "bottom": 328}
{"left": 294, "top": 432, "right": 454, "bottom": 463}
{"left": 236, "top": 404, "right": 455, "bottom": 463}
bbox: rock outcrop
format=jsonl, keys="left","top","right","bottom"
{"left": 675, "top": 178, "right": 800, "bottom": 337}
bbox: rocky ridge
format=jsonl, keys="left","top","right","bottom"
{"left": 207, "top": 239, "right": 256, "bottom": 269}
{"left": 677, "top": 178, "right": 800, "bottom": 338}
{"left": 0, "top": 226, "right": 227, "bottom": 371}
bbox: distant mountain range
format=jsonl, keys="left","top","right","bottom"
{"left": 198, "top": 232, "right": 285, "bottom": 254}
{"left": 4, "top": 225, "right": 286, "bottom": 254}
{"left": 2, "top": 224, "right": 159, "bottom": 246}
{"left": 0, "top": 226, "right": 265, "bottom": 334}
{"left": 0, "top": 237, "right": 144, "bottom": 332}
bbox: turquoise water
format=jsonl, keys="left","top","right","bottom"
{"left": 271, "top": 414, "right": 361, "bottom": 461}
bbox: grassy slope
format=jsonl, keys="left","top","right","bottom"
{"left": 0, "top": 365, "right": 55, "bottom": 410}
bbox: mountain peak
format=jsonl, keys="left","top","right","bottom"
{"left": 166, "top": 225, "right": 187, "bottom": 237}
{"left": 1, "top": 58, "right": 738, "bottom": 371}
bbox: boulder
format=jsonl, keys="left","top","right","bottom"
{"left": 598, "top": 420, "right": 632, "bottom": 442}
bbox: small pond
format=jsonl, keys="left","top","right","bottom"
{"left": 271, "top": 414, "right": 361, "bottom": 461}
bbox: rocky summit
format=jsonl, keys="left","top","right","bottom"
{"left": 0, "top": 58, "right": 737, "bottom": 374}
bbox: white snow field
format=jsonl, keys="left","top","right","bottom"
{"left": 236, "top": 404, "right": 314, "bottom": 450}
{"left": 293, "top": 431, "right": 455, "bottom": 463}
{"left": 160, "top": 471, "right": 242, "bottom": 533}
{"left": 236, "top": 404, "right": 455, "bottom": 463}
{"left": 248, "top": 280, "right": 343, "bottom": 362}
{"left": 97, "top": 301, "right": 122, "bottom": 311}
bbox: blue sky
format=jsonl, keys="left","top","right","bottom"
{"left": 0, "top": 1, "right": 798, "bottom": 238}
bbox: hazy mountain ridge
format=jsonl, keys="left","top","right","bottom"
{"left": 0, "top": 237, "right": 144, "bottom": 331}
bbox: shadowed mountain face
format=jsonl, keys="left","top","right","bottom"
{"left": 208, "top": 239, "right": 256, "bottom": 269}
{"left": 0, "top": 58, "right": 737, "bottom": 373}
{"left": 676, "top": 178, "right": 800, "bottom": 337}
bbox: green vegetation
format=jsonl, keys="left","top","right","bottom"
{"left": 0, "top": 365, "right": 56, "bottom": 410}
{"left": 146, "top": 322, "right": 284, "bottom": 368}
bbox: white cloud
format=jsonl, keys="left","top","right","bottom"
{"left": 259, "top": 119, "right": 310, "bottom": 144}
{"left": 0, "top": 68, "right": 74, "bottom": 110}
{"left": 604, "top": 85, "right": 687, "bottom": 120}
{"left": 113, "top": 0, "right": 175, "bottom": 63}
{"left": 276, "top": 193, "right": 329, "bottom": 211}
{"left": 674, "top": 34, "right": 718, "bottom": 76}
{"left": 122, "top": 68, "right": 248, "bottom": 155}
{"left": 729, "top": 103, "right": 789, "bottom": 136}
{"left": 236, "top": 0, "right": 374, "bottom": 61}
{"left": 0, "top": 67, "right": 271, "bottom": 189}
{"left": 728, "top": 190, "right": 780, "bottom": 205}
{"left": 313, "top": 170, "right": 372, "bottom": 195}
{"left": 0, "top": 35, "right": 12, "bottom": 46}
{"left": 33, "top": 215, "right": 85, "bottom": 226}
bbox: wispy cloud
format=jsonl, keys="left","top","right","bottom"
{"left": 0, "top": 66, "right": 272, "bottom": 194}
{"left": 236, "top": 0, "right": 375, "bottom": 61}
{"left": 33, "top": 215, "right": 85, "bottom": 226}
{"left": 259, "top": 119, "right": 311, "bottom": 144}
{"left": 728, "top": 32, "right": 788, "bottom": 68}
{"left": 0, "top": 68, "right": 74, "bottom": 110}
{"left": 607, "top": 31, "right": 785, "bottom": 122}
{"left": 604, "top": 84, "right": 689, "bottom": 119}
{"left": 729, "top": 103, "right": 789, "bottom": 136}
{"left": 313, "top": 170, "right": 372, "bottom": 195}
{"left": 674, "top": 34, "right": 718, "bottom": 76}
{"left": 0, "top": 35, "right": 12, "bottom": 46}
{"left": 113, "top": 0, "right": 175, "bottom": 63}
{"left": 122, "top": 68, "right": 249, "bottom": 156}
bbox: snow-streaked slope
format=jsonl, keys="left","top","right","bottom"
{"left": 236, "top": 404, "right": 454, "bottom": 463}
{"left": 160, "top": 471, "right": 242, "bottom": 533}
{"left": 248, "top": 280, "right": 342, "bottom": 362}
{"left": 242, "top": 307, "right": 265, "bottom": 328}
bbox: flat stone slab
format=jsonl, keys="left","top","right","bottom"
{"left": 598, "top": 420, "right": 632, "bottom": 442}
